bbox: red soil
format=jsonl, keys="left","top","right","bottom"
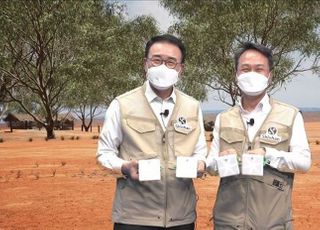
{"left": 0, "top": 122, "right": 319, "bottom": 229}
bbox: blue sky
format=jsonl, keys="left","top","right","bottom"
{"left": 122, "top": 0, "right": 320, "bottom": 110}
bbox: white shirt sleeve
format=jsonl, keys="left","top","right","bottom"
{"left": 96, "top": 99, "right": 126, "bottom": 171}
{"left": 191, "top": 106, "right": 208, "bottom": 162}
{"left": 205, "top": 114, "right": 221, "bottom": 174}
{"left": 265, "top": 112, "right": 312, "bottom": 173}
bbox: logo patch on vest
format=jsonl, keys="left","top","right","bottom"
{"left": 260, "top": 127, "right": 282, "bottom": 142}
{"left": 174, "top": 116, "right": 192, "bottom": 134}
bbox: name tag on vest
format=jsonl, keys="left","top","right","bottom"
{"left": 174, "top": 116, "right": 192, "bottom": 134}
{"left": 260, "top": 127, "right": 282, "bottom": 143}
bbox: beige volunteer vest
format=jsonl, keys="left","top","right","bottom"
{"left": 112, "top": 83, "right": 201, "bottom": 227}
{"left": 214, "top": 99, "right": 298, "bottom": 230}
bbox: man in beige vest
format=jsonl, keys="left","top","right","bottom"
{"left": 97, "top": 34, "right": 207, "bottom": 230}
{"left": 206, "top": 42, "right": 311, "bottom": 230}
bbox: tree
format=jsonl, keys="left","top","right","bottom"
{"left": 161, "top": 0, "right": 320, "bottom": 106}
{"left": 0, "top": 0, "right": 85, "bottom": 138}
{"left": 0, "top": 0, "right": 159, "bottom": 136}
{"left": 64, "top": 1, "right": 159, "bottom": 132}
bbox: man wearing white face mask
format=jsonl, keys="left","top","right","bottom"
{"left": 97, "top": 34, "right": 207, "bottom": 230}
{"left": 206, "top": 42, "right": 311, "bottom": 229}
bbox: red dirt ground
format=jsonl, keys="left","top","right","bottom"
{"left": 0, "top": 122, "right": 319, "bottom": 230}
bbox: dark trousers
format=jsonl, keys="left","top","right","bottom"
{"left": 114, "top": 223, "right": 194, "bottom": 230}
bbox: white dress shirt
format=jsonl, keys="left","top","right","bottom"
{"left": 97, "top": 81, "right": 207, "bottom": 171}
{"left": 206, "top": 94, "right": 311, "bottom": 173}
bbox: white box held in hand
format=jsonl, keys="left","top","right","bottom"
{"left": 138, "top": 159, "right": 161, "bottom": 181}
{"left": 176, "top": 156, "right": 198, "bottom": 178}
{"left": 217, "top": 154, "right": 240, "bottom": 178}
{"left": 241, "top": 153, "right": 264, "bottom": 176}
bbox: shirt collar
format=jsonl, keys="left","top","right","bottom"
{"left": 239, "top": 94, "right": 271, "bottom": 114}
{"left": 145, "top": 80, "right": 176, "bottom": 103}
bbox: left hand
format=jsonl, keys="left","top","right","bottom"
{"left": 247, "top": 147, "right": 266, "bottom": 156}
{"left": 197, "top": 160, "right": 206, "bottom": 178}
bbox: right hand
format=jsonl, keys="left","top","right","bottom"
{"left": 219, "top": 148, "right": 237, "bottom": 156}
{"left": 121, "top": 160, "right": 139, "bottom": 180}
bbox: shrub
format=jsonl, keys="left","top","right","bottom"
{"left": 44, "top": 137, "right": 48, "bottom": 141}
{"left": 0, "top": 138, "right": 3, "bottom": 143}
{"left": 60, "top": 136, "right": 65, "bottom": 141}
{"left": 70, "top": 136, "right": 75, "bottom": 140}
{"left": 75, "top": 136, "right": 80, "bottom": 140}
{"left": 16, "top": 170, "right": 22, "bottom": 179}
{"left": 28, "top": 137, "right": 33, "bottom": 142}
{"left": 316, "top": 140, "right": 320, "bottom": 145}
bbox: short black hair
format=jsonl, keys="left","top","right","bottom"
{"left": 234, "top": 42, "right": 273, "bottom": 71}
{"left": 145, "top": 34, "right": 186, "bottom": 63}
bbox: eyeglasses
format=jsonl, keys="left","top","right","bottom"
{"left": 147, "top": 57, "right": 181, "bottom": 69}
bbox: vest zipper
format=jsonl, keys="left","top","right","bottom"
{"left": 162, "top": 132, "right": 168, "bottom": 227}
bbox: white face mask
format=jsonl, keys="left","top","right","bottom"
{"left": 147, "top": 64, "right": 179, "bottom": 90}
{"left": 236, "top": 72, "right": 269, "bottom": 96}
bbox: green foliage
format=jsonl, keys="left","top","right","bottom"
{"left": 0, "top": 0, "right": 159, "bottom": 137}
{"left": 63, "top": 2, "right": 159, "bottom": 130}
{"left": 0, "top": 0, "right": 83, "bottom": 138}
{"left": 161, "top": 0, "right": 320, "bottom": 106}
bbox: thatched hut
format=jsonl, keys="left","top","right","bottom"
{"left": 3, "top": 113, "right": 39, "bottom": 131}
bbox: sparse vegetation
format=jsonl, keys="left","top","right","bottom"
{"left": 16, "top": 170, "right": 21, "bottom": 179}
{"left": 61, "top": 161, "right": 66, "bottom": 167}
{"left": 0, "top": 138, "right": 3, "bottom": 143}
{"left": 35, "top": 162, "right": 39, "bottom": 168}
{"left": 316, "top": 140, "right": 320, "bottom": 145}
{"left": 28, "top": 137, "right": 33, "bottom": 142}
{"left": 52, "top": 169, "right": 56, "bottom": 177}
{"left": 92, "top": 135, "right": 99, "bottom": 139}
{"left": 44, "top": 137, "right": 48, "bottom": 141}
{"left": 70, "top": 136, "right": 75, "bottom": 140}
{"left": 60, "top": 136, "right": 65, "bottom": 141}
{"left": 34, "top": 173, "right": 40, "bottom": 180}
{"left": 76, "top": 136, "right": 80, "bottom": 140}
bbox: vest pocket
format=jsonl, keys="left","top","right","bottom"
{"left": 126, "top": 117, "right": 155, "bottom": 133}
{"left": 220, "top": 128, "right": 244, "bottom": 154}
{"left": 171, "top": 119, "right": 200, "bottom": 156}
{"left": 220, "top": 128, "right": 244, "bottom": 144}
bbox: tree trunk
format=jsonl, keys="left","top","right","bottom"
{"left": 84, "top": 125, "right": 90, "bottom": 132}
{"left": 45, "top": 123, "right": 55, "bottom": 139}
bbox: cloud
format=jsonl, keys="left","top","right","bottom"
{"left": 123, "top": 0, "right": 175, "bottom": 32}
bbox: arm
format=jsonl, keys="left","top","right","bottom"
{"left": 205, "top": 114, "right": 221, "bottom": 175}
{"left": 96, "top": 100, "right": 125, "bottom": 175}
{"left": 264, "top": 112, "right": 311, "bottom": 173}
{"left": 193, "top": 106, "right": 208, "bottom": 177}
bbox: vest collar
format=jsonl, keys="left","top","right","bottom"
{"left": 144, "top": 80, "right": 176, "bottom": 104}
{"left": 239, "top": 94, "right": 271, "bottom": 115}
